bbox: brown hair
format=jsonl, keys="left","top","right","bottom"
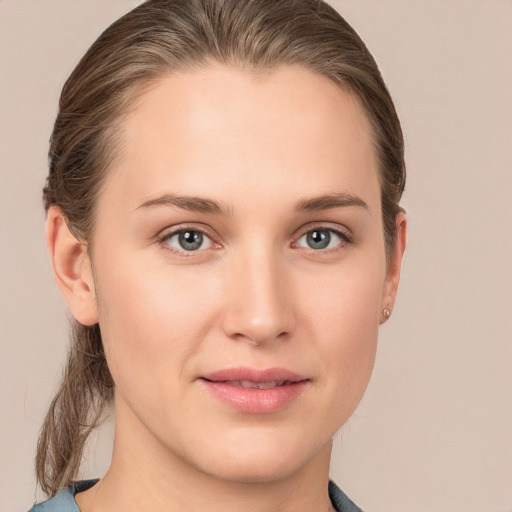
{"left": 38, "top": 0, "right": 406, "bottom": 497}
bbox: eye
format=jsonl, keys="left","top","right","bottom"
{"left": 295, "top": 228, "right": 348, "bottom": 250}
{"left": 161, "top": 229, "right": 214, "bottom": 252}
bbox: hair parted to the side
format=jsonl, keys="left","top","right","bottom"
{"left": 38, "top": 0, "right": 406, "bottom": 497}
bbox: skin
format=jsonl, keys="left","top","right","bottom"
{"left": 47, "top": 64, "right": 406, "bottom": 512}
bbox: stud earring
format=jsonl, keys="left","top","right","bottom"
{"left": 382, "top": 308, "right": 391, "bottom": 320}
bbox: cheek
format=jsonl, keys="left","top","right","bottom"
{"left": 301, "top": 250, "right": 385, "bottom": 337}
{"left": 299, "top": 257, "right": 384, "bottom": 413}
{"left": 93, "top": 252, "right": 221, "bottom": 399}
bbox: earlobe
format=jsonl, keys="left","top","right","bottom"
{"left": 380, "top": 212, "right": 407, "bottom": 324}
{"left": 46, "top": 206, "right": 98, "bottom": 326}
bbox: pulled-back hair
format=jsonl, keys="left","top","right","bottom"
{"left": 38, "top": 0, "right": 405, "bottom": 497}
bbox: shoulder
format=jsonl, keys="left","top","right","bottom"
{"left": 329, "top": 480, "right": 365, "bottom": 512}
{"left": 27, "top": 480, "right": 99, "bottom": 512}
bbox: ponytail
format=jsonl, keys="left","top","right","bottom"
{"left": 35, "top": 322, "right": 114, "bottom": 497}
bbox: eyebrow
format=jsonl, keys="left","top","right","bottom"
{"left": 136, "top": 194, "right": 230, "bottom": 215}
{"left": 136, "top": 192, "right": 368, "bottom": 216}
{"left": 294, "top": 193, "right": 369, "bottom": 213}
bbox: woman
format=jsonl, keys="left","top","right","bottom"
{"left": 31, "top": 1, "right": 406, "bottom": 511}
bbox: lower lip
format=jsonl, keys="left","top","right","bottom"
{"left": 200, "top": 380, "right": 308, "bottom": 414}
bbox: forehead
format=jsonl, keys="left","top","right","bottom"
{"left": 101, "top": 64, "right": 379, "bottom": 212}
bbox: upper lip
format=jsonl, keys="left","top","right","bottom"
{"left": 201, "top": 367, "right": 308, "bottom": 383}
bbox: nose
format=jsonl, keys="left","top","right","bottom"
{"left": 220, "top": 248, "right": 296, "bottom": 346}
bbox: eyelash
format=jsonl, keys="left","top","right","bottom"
{"left": 292, "top": 226, "right": 353, "bottom": 252}
{"left": 157, "top": 224, "right": 353, "bottom": 255}
{"left": 157, "top": 225, "right": 218, "bottom": 256}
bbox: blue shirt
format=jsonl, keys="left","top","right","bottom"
{"left": 28, "top": 479, "right": 363, "bottom": 512}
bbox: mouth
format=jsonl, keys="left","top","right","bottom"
{"left": 199, "top": 367, "right": 309, "bottom": 414}
{"left": 216, "top": 380, "right": 289, "bottom": 389}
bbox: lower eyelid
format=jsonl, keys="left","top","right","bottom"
{"left": 295, "top": 228, "right": 351, "bottom": 246}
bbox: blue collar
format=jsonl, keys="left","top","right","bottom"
{"left": 29, "top": 479, "right": 362, "bottom": 512}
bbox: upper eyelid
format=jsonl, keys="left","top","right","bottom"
{"left": 157, "top": 222, "right": 350, "bottom": 234}
{"left": 155, "top": 222, "right": 353, "bottom": 248}
{"left": 293, "top": 222, "right": 352, "bottom": 240}
{"left": 294, "top": 228, "right": 350, "bottom": 247}
{"left": 157, "top": 223, "right": 216, "bottom": 240}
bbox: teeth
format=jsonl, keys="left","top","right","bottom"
{"left": 227, "top": 380, "right": 287, "bottom": 389}
{"left": 239, "top": 380, "right": 259, "bottom": 388}
{"left": 257, "top": 380, "right": 285, "bottom": 389}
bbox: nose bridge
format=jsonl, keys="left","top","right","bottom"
{"left": 222, "top": 242, "right": 294, "bottom": 345}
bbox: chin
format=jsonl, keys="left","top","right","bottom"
{"left": 180, "top": 427, "right": 332, "bottom": 484}
{"left": 200, "top": 455, "right": 307, "bottom": 484}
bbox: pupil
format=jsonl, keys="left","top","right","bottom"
{"left": 307, "top": 230, "right": 330, "bottom": 249}
{"left": 179, "top": 230, "right": 203, "bottom": 250}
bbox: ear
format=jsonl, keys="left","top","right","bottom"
{"left": 380, "top": 211, "right": 407, "bottom": 324}
{"left": 46, "top": 206, "right": 98, "bottom": 326}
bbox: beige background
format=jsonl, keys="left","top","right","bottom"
{"left": 1, "top": 1, "right": 511, "bottom": 511}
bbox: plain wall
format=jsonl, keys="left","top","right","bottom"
{"left": 1, "top": 1, "right": 511, "bottom": 511}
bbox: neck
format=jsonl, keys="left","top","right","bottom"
{"left": 77, "top": 400, "right": 335, "bottom": 512}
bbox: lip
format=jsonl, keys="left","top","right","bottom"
{"left": 199, "top": 366, "right": 309, "bottom": 414}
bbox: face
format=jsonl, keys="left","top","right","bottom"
{"left": 85, "top": 64, "right": 401, "bottom": 483}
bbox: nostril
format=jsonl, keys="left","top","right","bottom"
{"left": 219, "top": 283, "right": 296, "bottom": 345}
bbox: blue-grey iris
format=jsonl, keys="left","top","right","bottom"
{"left": 307, "top": 230, "right": 330, "bottom": 249}
{"left": 179, "top": 230, "right": 203, "bottom": 251}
